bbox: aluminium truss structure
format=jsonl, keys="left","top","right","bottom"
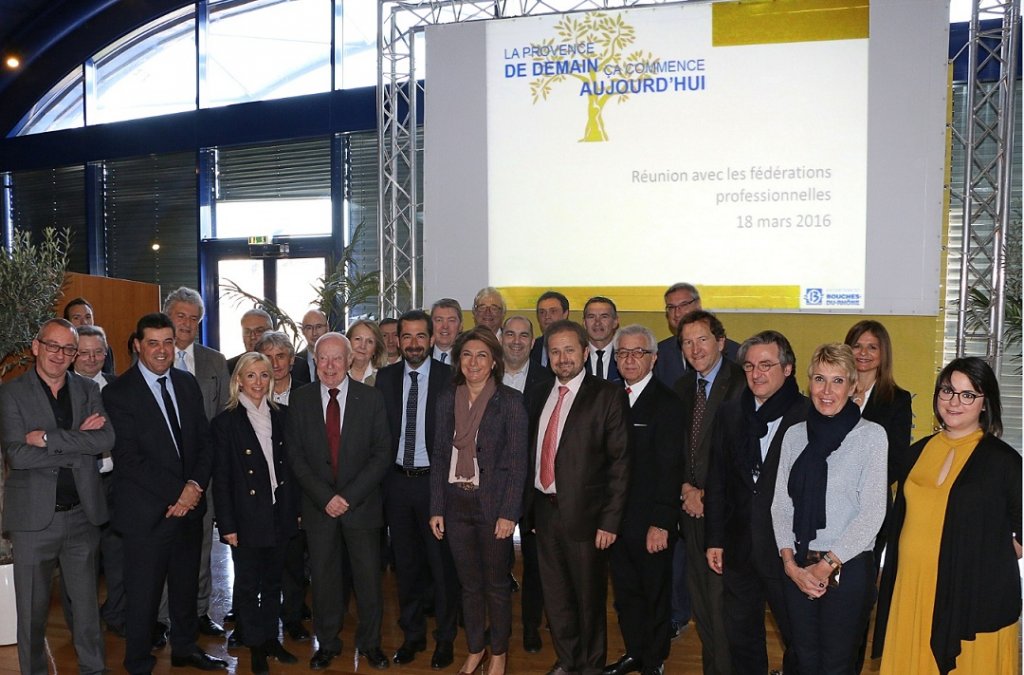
{"left": 949, "top": 0, "right": 1020, "bottom": 372}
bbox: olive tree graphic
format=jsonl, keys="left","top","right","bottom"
{"left": 529, "top": 12, "right": 657, "bottom": 143}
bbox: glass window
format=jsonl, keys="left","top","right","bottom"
{"left": 207, "top": 0, "right": 331, "bottom": 107}
{"left": 337, "top": 0, "right": 378, "bottom": 89}
{"left": 93, "top": 7, "right": 197, "bottom": 124}
{"left": 14, "top": 67, "right": 85, "bottom": 136}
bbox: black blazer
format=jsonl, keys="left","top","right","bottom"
{"left": 584, "top": 346, "right": 620, "bottom": 382}
{"left": 430, "top": 384, "right": 529, "bottom": 525}
{"left": 524, "top": 374, "right": 630, "bottom": 541}
{"left": 704, "top": 393, "right": 810, "bottom": 578}
{"left": 211, "top": 404, "right": 298, "bottom": 547}
{"left": 291, "top": 349, "right": 313, "bottom": 386}
{"left": 522, "top": 361, "right": 555, "bottom": 412}
{"left": 862, "top": 385, "right": 913, "bottom": 485}
{"left": 619, "top": 379, "right": 685, "bottom": 536}
{"left": 653, "top": 335, "right": 740, "bottom": 388}
{"left": 376, "top": 358, "right": 451, "bottom": 464}
{"left": 674, "top": 358, "right": 746, "bottom": 488}
{"left": 102, "top": 365, "right": 212, "bottom": 535}
{"left": 286, "top": 380, "right": 393, "bottom": 530}
{"left": 529, "top": 341, "right": 547, "bottom": 368}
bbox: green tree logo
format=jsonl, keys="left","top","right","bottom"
{"left": 529, "top": 12, "right": 658, "bottom": 143}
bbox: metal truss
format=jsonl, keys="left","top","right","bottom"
{"left": 376, "top": 0, "right": 674, "bottom": 316}
{"left": 949, "top": 0, "right": 1020, "bottom": 371}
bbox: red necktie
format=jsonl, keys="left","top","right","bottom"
{"left": 327, "top": 388, "right": 341, "bottom": 476}
{"left": 540, "top": 386, "right": 569, "bottom": 490}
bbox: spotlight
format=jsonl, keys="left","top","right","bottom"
{"left": 151, "top": 243, "right": 161, "bottom": 251}
{"left": 4, "top": 56, "right": 20, "bottom": 69}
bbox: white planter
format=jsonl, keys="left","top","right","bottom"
{"left": 0, "top": 563, "right": 16, "bottom": 645}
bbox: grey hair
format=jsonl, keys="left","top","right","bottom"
{"left": 36, "top": 318, "right": 78, "bottom": 343}
{"left": 76, "top": 324, "right": 107, "bottom": 344}
{"left": 314, "top": 332, "right": 351, "bottom": 358}
{"left": 738, "top": 330, "right": 796, "bottom": 370}
{"left": 473, "top": 287, "right": 506, "bottom": 312}
{"left": 162, "top": 287, "right": 205, "bottom": 319}
{"left": 254, "top": 330, "right": 295, "bottom": 357}
{"left": 664, "top": 282, "right": 699, "bottom": 300}
{"left": 613, "top": 324, "right": 656, "bottom": 352}
{"left": 241, "top": 308, "right": 273, "bottom": 325}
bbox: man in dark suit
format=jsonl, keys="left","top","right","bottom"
{"left": 292, "top": 309, "right": 329, "bottom": 386}
{"left": 163, "top": 287, "right": 229, "bottom": 638}
{"left": 525, "top": 320, "right": 630, "bottom": 675}
{"left": 500, "top": 315, "right": 553, "bottom": 653}
{"left": 376, "top": 309, "right": 459, "bottom": 668}
{"left": 225, "top": 308, "right": 273, "bottom": 375}
{"left": 582, "top": 296, "right": 620, "bottom": 381}
{"left": 704, "top": 331, "right": 808, "bottom": 675}
{"left": 103, "top": 313, "right": 226, "bottom": 674}
{"left": 529, "top": 291, "right": 569, "bottom": 368}
{"left": 63, "top": 296, "right": 116, "bottom": 375}
{"left": 674, "top": 311, "right": 745, "bottom": 675}
{"left": 604, "top": 325, "right": 685, "bottom": 675}
{"left": 653, "top": 283, "right": 740, "bottom": 388}
{"left": 287, "top": 332, "right": 393, "bottom": 670}
{"left": 1, "top": 319, "right": 113, "bottom": 675}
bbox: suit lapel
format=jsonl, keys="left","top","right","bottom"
{"left": 698, "top": 360, "right": 732, "bottom": 446}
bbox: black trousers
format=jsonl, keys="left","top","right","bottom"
{"left": 446, "top": 487, "right": 514, "bottom": 654}
{"left": 722, "top": 556, "right": 798, "bottom": 675}
{"left": 279, "top": 529, "right": 309, "bottom": 624}
{"left": 782, "top": 552, "right": 875, "bottom": 675}
{"left": 609, "top": 528, "right": 673, "bottom": 668}
{"left": 519, "top": 524, "right": 544, "bottom": 630}
{"left": 122, "top": 516, "right": 202, "bottom": 675}
{"left": 384, "top": 470, "right": 459, "bottom": 644}
{"left": 231, "top": 544, "right": 286, "bottom": 646}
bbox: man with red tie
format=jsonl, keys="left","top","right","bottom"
{"left": 285, "top": 332, "right": 392, "bottom": 670}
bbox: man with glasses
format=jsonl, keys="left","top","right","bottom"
{"left": 0, "top": 318, "right": 113, "bottom": 675}
{"left": 653, "top": 284, "right": 739, "bottom": 389}
{"left": 225, "top": 308, "right": 273, "bottom": 375}
{"left": 604, "top": 326, "right": 685, "bottom": 675}
{"left": 471, "top": 287, "right": 506, "bottom": 336}
{"left": 293, "top": 309, "right": 329, "bottom": 385}
{"left": 703, "top": 331, "right": 808, "bottom": 675}
{"left": 63, "top": 297, "right": 115, "bottom": 375}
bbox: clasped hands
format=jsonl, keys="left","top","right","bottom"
{"left": 166, "top": 481, "right": 202, "bottom": 518}
{"left": 785, "top": 559, "right": 832, "bottom": 599}
{"left": 429, "top": 516, "right": 517, "bottom": 541}
{"left": 681, "top": 482, "right": 704, "bottom": 518}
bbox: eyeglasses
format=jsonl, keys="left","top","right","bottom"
{"left": 742, "top": 361, "right": 780, "bottom": 373}
{"left": 615, "top": 348, "right": 653, "bottom": 361}
{"left": 475, "top": 304, "right": 502, "bottom": 314}
{"left": 666, "top": 298, "right": 699, "bottom": 313}
{"left": 937, "top": 386, "right": 983, "bottom": 406}
{"left": 242, "top": 327, "right": 270, "bottom": 338}
{"left": 39, "top": 339, "right": 78, "bottom": 357}
{"left": 76, "top": 348, "right": 107, "bottom": 359}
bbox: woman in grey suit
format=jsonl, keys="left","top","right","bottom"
{"left": 429, "top": 326, "right": 528, "bottom": 675}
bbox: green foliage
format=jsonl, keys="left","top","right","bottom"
{"left": 219, "top": 280, "right": 301, "bottom": 345}
{"left": 0, "top": 228, "right": 70, "bottom": 377}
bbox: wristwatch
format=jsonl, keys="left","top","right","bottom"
{"left": 42, "top": 432, "right": 48, "bottom": 445}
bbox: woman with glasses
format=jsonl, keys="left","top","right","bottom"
{"left": 771, "top": 343, "right": 887, "bottom": 674}
{"left": 873, "top": 357, "right": 1021, "bottom": 674}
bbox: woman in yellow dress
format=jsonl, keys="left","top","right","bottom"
{"left": 873, "top": 357, "right": 1021, "bottom": 674}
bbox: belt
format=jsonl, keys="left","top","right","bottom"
{"left": 394, "top": 465, "right": 430, "bottom": 477}
{"left": 452, "top": 482, "right": 478, "bottom": 492}
{"left": 55, "top": 502, "right": 80, "bottom": 512}
{"left": 535, "top": 489, "right": 557, "bottom": 506}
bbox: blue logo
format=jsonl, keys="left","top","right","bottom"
{"left": 804, "top": 288, "right": 823, "bottom": 306}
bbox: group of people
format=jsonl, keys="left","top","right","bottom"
{"left": 0, "top": 283, "right": 1018, "bottom": 675}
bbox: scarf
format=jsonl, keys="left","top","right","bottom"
{"left": 740, "top": 375, "right": 801, "bottom": 479}
{"left": 453, "top": 378, "right": 497, "bottom": 480}
{"left": 240, "top": 394, "right": 278, "bottom": 502}
{"left": 787, "top": 398, "right": 860, "bottom": 560}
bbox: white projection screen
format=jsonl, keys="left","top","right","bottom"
{"left": 423, "top": 0, "right": 949, "bottom": 314}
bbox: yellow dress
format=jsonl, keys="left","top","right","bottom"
{"left": 880, "top": 429, "right": 1019, "bottom": 674}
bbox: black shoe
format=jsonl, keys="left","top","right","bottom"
{"left": 284, "top": 620, "right": 310, "bottom": 641}
{"left": 641, "top": 666, "right": 664, "bottom": 675}
{"left": 546, "top": 664, "right": 571, "bottom": 675}
{"left": 359, "top": 647, "right": 390, "bottom": 670}
{"left": 198, "top": 614, "right": 225, "bottom": 637}
{"left": 227, "top": 630, "right": 243, "bottom": 650}
{"left": 670, "top": 620, "right": 687, "bottom": 640}
{"left": 106, "top": 622, "right": 127, "bottom": 638}
{"left": 249, "top": 647, "right": 268, "bottom": 675}
{"left": 151, "top": 622, "right": 169, "bottom": 650}
{"left": 263, "top": 639, "right": 297, "bottom": 664}
{"left": 223, "top": 610, "right": 236, "bottom": 624}
{"left": 509, "top": 572, "right": 520, "bottom": 593}
{"left": 602, "top": 654, "right": 643, "bottom": 675}
{"left": 170, "top": 650, "right": 229, "bottom": 670}
{"left": 310, "top": 648, "right": 339, "bottom": 670}
{"left": 431, "top": 641, "right": 454, "bottom": 670}
{"left": 393, "top": 639, "right": 427, "bottom": 665}
{"left": 523, "top": 625, "right": 542, "bottom": 653}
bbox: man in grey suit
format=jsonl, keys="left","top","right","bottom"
{"left": 163, "top": 287, "right": 229, "bottom": 637}
{"left": 287, "top": 333, "right": 393, "bottom": 670}
{"left": 0, "top": 318, "right": 113, "bottom": 675}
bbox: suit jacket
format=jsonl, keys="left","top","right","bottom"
{"left": 102, "top": 365, "right": 213, "bottom": 534}
{"left": 653, "top": 335, "right": 740, "bottom": 388}
{"left": 211, "top": 404, "right": 298, "bottom": 547}
{"left": 522, "top": 360, "right": 555, "bottom": 412}
{"left": 430, "top": 384, "right": 529, "bottom": 525}
{"left": 620, "top": 379, "right": 685, "bottom": 536}
{"left": 704, "top": 392, "right": 810, "bottom": 578}
{"left": 194, "top": 343, "right": 230, "bottom": 422}
{"left": 291, "top": 348, "right": 314, "bottom": 387}
{"left": 0, "top": 370, "right": 112, "bottom": 530}
{"left": 529, "top": 341, "right": 548, "bottom": 369}
{"left": 286, "top": 380, "right": 392, "bottom": 529}
{"left": 524, "top": 374, "right": 630, "bottom": 541}
{"left": 225, "top": 353, "right": 242, "bottom": 378}
{"left": 375, "top": 358, "right": 451, "bottom": 464}
{"left": 584, "top": 346, "right": 620, "bottom": 382}
{"left": 862, "top": 385, "right": 913, "bottom": 485}
{"left": 674, "top": 358, "right": 745, "bottom": 489}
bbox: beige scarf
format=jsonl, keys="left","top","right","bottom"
{"left": 453, "top": 379, "right": 497, "bottom": 480}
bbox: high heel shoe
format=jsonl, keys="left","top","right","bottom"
{"left": 458, "top": 650, "right": 487, "bottom": 675}
{"left": 486, "top": 652, "right": 507, "bottom": 675}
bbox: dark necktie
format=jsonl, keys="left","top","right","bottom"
{"left": 595, "top": 349, "right": 605, "bottom": 379}
{"left": 157, "top": 376, "right": 182, "bottom": 456}
{"left": 403, "top": 371, "right": 419, "bottom": 468}
{"left": 439, "top": 352, "right": 447, "bottom": 364}
{"left": 689, "top": 378, "right": 708, "bottom": 482}
{"left": 326, "top": 388, "right": 341, "bottom": 476}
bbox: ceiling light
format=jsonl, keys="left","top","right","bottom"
{"left": 4, "top": 56, "right": 20, "bottom": 69}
